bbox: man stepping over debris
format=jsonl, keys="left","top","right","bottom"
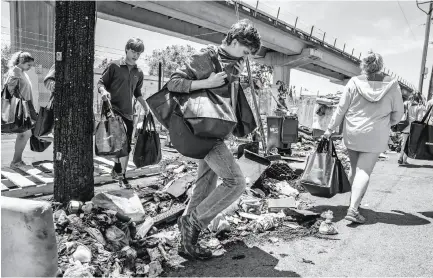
{"left": 98, "top": 38, "right": 150, "bottom": 188}
{"left": 167, "top": 19, "right": 261, "bottom": 260}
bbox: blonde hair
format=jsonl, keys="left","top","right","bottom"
{"left": 8, "top": 51, "right": 34, "bottom": 69}
{"left": 360, "top": 50, "right": 383, "bottom": 74}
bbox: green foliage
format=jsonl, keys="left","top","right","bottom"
{"left": 146, "top": 45, "right": 196, "bottom": 78}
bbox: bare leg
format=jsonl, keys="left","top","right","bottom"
{"left": 12, "top": 130, "right": 32, "bottom": 164}
{"left": 120, "top": 156, "right": 129, "bottom": 175}
{"left": 399, "top": 133, "right": 409, "bottom": 163}
{"left": 349, "top": 152, "right": 380, "bottom": 210}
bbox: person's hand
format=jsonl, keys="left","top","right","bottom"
{"left": 101, "top": 89, "right": 111, "bottom": 101}
{"left": 322, "top": 129, "right": 332, "bottom": 140}
{"left": 207, "top": 72, "right": 227, "bottom": 88}
{"left": 233, "top": 60, "right": 245, "bottom": 76}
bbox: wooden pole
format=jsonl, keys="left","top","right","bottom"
{"left": 246, "top": 58, "right": 267, "bottom": 154}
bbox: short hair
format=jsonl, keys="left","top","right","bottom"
{"left": 125, "top": 38, "right": 144, "bottom": 53}
{"left": 223, "top": 19, "right": 261, "bottom": 55}
{"left": 8, "top": 51, "right": 34, "bottom": 68}
{"left": 360, "top": 50, "right": 383, "bottom": 74}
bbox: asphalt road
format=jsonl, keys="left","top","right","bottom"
{"left": 166, "top": 154, "right": 433, "bottom": 277}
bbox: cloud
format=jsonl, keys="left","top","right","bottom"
{"left": 348, "top": 35, "right": 423, "bottom": 57}
{"left": 372, "top": 18, "right": 394, "bottom": 31}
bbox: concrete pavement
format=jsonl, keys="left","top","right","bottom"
{"left": 166, "top": 153, "right": 432, "bottom": 277}
{"left": 258, "top": 153, "right": 433, "bottom": 276}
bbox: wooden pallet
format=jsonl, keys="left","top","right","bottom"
{"left": 1, "top": 158, "right": 161, "bottom": 198}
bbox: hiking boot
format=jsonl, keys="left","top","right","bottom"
{"left": 177, "top": 215, "right": 212, "bottom": 260}
{"left": 345, "top": 208, "right": 366, "bottom": 224}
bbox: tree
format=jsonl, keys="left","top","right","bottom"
{"left": 54, "top": 1, "right": 95, "bottom": 203}
{"left": 146, "top": 45, "right": 196, "bottom": 77}
{"left": 1, "top": 44, "right": 12, "bottom": 78}
{"left": 248, "top": 60, "right": 273, "bottom": 89}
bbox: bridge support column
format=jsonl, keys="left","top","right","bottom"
{"left": 270, "top": 65, "right": 291, "bottom": 114}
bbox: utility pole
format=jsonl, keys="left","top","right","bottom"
{"left": 54, "top": 1, "right": 96, "bottom": 203}
{"left": 417, "top": 1, "right": 432, "bottom": 95}
{"left": 428, "top": 62, "right": 433, "bottom": 100}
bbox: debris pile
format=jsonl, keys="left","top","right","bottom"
{"left": 54, "top": 152, "right": 336, "bottom": 276}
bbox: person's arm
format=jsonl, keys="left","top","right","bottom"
{"left": 389, "top": 83, "right": 404, "bottom": 126}
{"left": 324, "top": 79, "right": 353, "bottom": 137}
{"left": 133, "top": 73, "right": 150, "bottom": 115}
{"left": 7, "top": 67, "right": 21, "bottom": 95}
{"left": 97, "top": 63, "right": 115, "bottom": 100}
{"left": 167, "top": 52, "right": 227, "bottom": 93}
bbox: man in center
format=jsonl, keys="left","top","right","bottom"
{"left": 167, "top": 19, "right": 261, "bottom": 260}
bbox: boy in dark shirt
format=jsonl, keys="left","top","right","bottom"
{"left": 97, "top": 38, "right": 149, "bottom": 187}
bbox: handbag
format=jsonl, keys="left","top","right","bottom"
{"left": 34, "top": 95, "right": 54, "bottom": 137}
{"left": 300, "top": 138, "right": 351, "bottom": 198}
{"left": 133, "top": 113, "right": 162, "bottom": 168}
{"left": 392, "top": 103, "right": 409, "bottom": 132}
{"left": 1, "top": 84, "right": 14, "bottom": 124}
{"left": 30, "top": 133, "right": 52, "bottom": 152}
{"left": 404, "top": 106, "right": 433, "bottom": 160}
{"left": 232, "top": 85, "right": 257, "bottom": 138}
{"left": 146, "top": 51, "right": 237, "bottom": 138}
{"left": 169, "top": 109, "right": 219, "bottom": 159}
{"left": 94, "top": 101, "right": 128, "bottom": 158}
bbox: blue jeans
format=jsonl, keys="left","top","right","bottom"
{"left": 187, "top": 141, "right": 246, "bottom": 229}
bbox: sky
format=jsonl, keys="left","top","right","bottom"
{"left": 1, "top": 0, "right": 432, "bottom": 96}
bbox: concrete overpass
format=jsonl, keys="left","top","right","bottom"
{"left": 8, "top": 0, "right": 414, "bottom": 95}
{"left": 95, "top": 0, "right": 415, "bottom": 94}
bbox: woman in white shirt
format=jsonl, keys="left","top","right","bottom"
{"left": 4, "top": 51, "right": 35, "bottom": 169}
{"left": 324, "top": 51, "right": 404, "bottom": 224}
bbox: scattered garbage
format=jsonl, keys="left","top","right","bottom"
{"left": 136, "top": 217, "right": 155, "bottom": 239}
{"left": 63, "top": 261, "right": 94, "bottom": 278}
{"left": 92, "top": 190, "right": 146, "bottom": 222}
{"left": 72, "top": 245, "right": 92, "bottom": 263}
{"left": 319, "top": 210, "right": 338, "bottom": 235}
{"left": 53, "top": 145, "right": 341, "bottom": 276}
{"left": 67, "top": 201, "right": 84, "bottom": 214}
{"left": 275, "top": 181, "right": 299, "bottom": 197}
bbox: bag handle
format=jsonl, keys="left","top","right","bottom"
{"left": 144, "top": 113, "right": 156, "bottom": 132}
{"left": 209, "top": 52, "right": 223, "bottom": 73}
{"left": 421, "top": 105, "right": 433, "bottom": 124}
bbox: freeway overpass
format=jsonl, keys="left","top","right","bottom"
{"left": 95, "top": 0, "right": 415, "bottom": 94}
{"left": 8, "top": 0, "right": 415, "bottom": 95}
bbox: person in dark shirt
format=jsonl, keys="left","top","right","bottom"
{"left": 97, "top": 38, "right": 149, "bottom": 187}
{"left": 167, "top": 19, "right": 261, "bottom": 260}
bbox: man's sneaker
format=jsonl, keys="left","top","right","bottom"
{"left": 177, "top": 216, "right": 212, "bottom": 260}
{"left": 111, "top": 168, "right": 122, "bottom": 180}
{"left": 120, "top": 175, "right": 131, "bottom": 189}
{"left": 345, "top": 208, "right": 366, "bottom": 224}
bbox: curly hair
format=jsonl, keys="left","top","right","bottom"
{"left": 8, "top": 51, "right": 34, "bottom": 69}
{"left": 223, "top": 19, "right": 261, "bottom": 55}
{"left": 360, "top": 50, "right": 383, "bottom": 74}
{"left": 125, "top": 37, "right": 145, "bottom": 53}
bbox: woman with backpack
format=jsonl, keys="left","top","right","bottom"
{"left": 398, "top": 93, "right": 425, "bottom": 165}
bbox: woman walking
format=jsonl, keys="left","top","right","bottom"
{"left": 3, "top": 51, "right": 35, "bottom": 169}
{"left": 398, "top": 93, "right": 425, "bottom": 164}
{"left": 324, "top": 51, "right": 404, "bottom": 224}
